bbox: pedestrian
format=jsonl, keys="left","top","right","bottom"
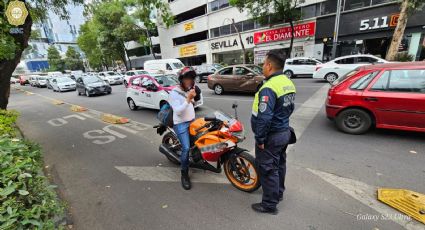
{"left": 251, "top": 50, "right": 296, "bottom": 215}
{"left": 168, "top": 67, "right": 199, "bottom": 190}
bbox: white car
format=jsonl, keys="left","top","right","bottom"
{"left": 10, "top": 77, "right": 18, "bottom": 84}
{"left": 313, "top": 54, "right": 388, "bottom": 83}
{"left": 124, "top": 70, "right": 149, "bottom": 87}
{"left": 126, "top": 74, "right": 203, "bottom": 110}
{"left": 51, "top": 77, "right": 76, "bottom": 92}
{"left": 283, "top": 57, "right": 322, "bottom": 78}
{"left": 144, "top": 59, "right": 185, "bottom": 75}
{"left": 98, "top": 71, "right": 124, "bottom": 85}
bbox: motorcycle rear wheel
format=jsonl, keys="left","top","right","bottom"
{"left": 224, "top": 151, "right": 261, "bottom": 193}
{"left": 162, "top": 132, "right": 181, "bottom": 165}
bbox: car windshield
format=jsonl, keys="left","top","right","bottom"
{"left": 106, "top": 72, "right": 116, "bottom": 76}
{"left": 38, "top": 77, "right": 46, "bottom": 80}
{"left": 84, "top": 76, "right": 102, "bottom": 84}
{"left": 213, "top": 64, "right": 223, "bottom": 69}
{"left": 247, "top": 65, "right": 263, "bottom": 74}
{"left": 213, "top": 111, "right": 236, "bottom": 124}
{"left": 173, "top": 62, "right": 184, "bottom": 69}
{"left": 154, "top": 75, "right": 179, "bottom": 87}
{"left": 56, "top": 77, "right": 73, "bottom": 83}
{"left": 332, "top": 68, "right": 361, "bottom": 86}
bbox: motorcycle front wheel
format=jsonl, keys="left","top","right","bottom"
{"left": 224, "top": 151, "right": 261, "bottom": 193}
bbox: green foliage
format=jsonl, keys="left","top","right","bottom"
{"left": 47, "top": 46, "right": 65, "bottom": 72}
{"left": 0, "top": 111, "right": 65, "bottom": 229}
{"left": 394, "top": 51, "right": 415, "bottom": 62}
{"left": 64, "top": 46, "right": 84, "bottom": 70}
{"left": 0, "top": 33, "right": 18, "bottom": 60}
{"left": 405, "top": 0, "right": 425, "bottom": 14}
{"left": 78, "top": 0, "right": 174, "bottom": 69}
{"left": 0, "top": 110, "right": 18, "bottom": 137}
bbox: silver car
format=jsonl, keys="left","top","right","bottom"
{"left": 51, "top": 77, "right": 77, "bottom": 92}
{"left": 35, "top": 76, "right": 48, "bottom": 87}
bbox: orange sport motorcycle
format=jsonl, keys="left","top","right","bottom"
{"left": 155, "top": 103, "right": 260, "bottom": 192}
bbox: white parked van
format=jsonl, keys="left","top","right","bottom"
{"left": 144, "top": 59, "right": 185, "bottom": 75}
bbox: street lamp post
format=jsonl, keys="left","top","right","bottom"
{"left": 331, "top": 0, "right": 343, "bottom": 59}
{"left": 223, "top": 18, "right": 246, "bottom": 64}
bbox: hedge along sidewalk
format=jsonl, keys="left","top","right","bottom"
{"left": 0, "top": 110, "right": 67, "bottom": 229}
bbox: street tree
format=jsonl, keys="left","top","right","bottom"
{"left": 77, "top": 21, "right": 105, "bottom": 70}
{"left": 65, "top": 46, "right": 84, "bottom": 70}
{"left": 230, "top": 0, "right": 301, "bottom": 58}
{"left": 0, "top": 0, "right": 83, "bottom": 109}
{"left": 386, "top": 0, "right": 425, "bottom": 60}
{"left": 47, "top": 46, "right": 65, "bottom": 72}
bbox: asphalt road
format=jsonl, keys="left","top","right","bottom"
{"left": 8, "top": 78, "right": 425, "bottom": 230}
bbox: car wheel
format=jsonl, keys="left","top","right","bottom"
{"left": 77, "top": 90, "right": 81, "bottom": 96}
{"left": 124, "top": 80, "right": 128, "bottom": 87}
{"left": 325, "top": 73, "right": 338, "bottom": 83}
{"left": 195, "top": 76, "right": 201, "bottom": 83}
{"left": 335, "top": 109, "right": 372, "bottom": 135}
{"left": 85, "top": 89, "right": 91, "bottom": 97}
{"left": 284, "top": 70, "right": 294, "bottom": 78}
{"left": 127, "top": 98, "right": 138, "bottom": 111}
{"left": 214, "top": 84, "right": 224, "bottom": 95}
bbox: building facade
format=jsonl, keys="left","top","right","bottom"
{"left": 158, "top": 0, "right": 425, "bottom": 66}
{"left": 24, "top": 4, "right": 85, "bottom": 72}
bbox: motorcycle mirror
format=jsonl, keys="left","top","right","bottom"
{"left": 232, "top": 102, "right": 238, "bottom": 109}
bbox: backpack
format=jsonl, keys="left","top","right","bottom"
{"left": 158, "top": 102, "right": 174, "bottom": 127}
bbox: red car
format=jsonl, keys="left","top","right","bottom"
{"left": 326, "top": 62, "right": 425, "bottom": 134}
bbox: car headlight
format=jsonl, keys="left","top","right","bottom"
{"left": 86, "top": 86, "right": 93, "bottom": 90}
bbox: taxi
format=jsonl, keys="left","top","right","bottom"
{"left": 126, "top": 74, "right": 203, "bottom": 110}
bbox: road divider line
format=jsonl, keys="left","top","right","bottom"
{"left": 52, "top": 100, "right": 64, "bottom": 105}
{"left": 307, "top": 168, "right": 424, "bottom": 230}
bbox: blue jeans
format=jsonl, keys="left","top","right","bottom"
{"left": 173, "top": 121, "right": 191, "bottom": 170}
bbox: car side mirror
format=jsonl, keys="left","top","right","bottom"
{"left": 232, "top": 102, "right": 238, "bottom": 109}
{"left": 246, "top": 72, "right": 255, "bottom": 78}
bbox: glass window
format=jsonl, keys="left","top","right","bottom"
{"left": 335, "top": 57, "right": 355, "bottom": 64}
{"left": 301, "top": 4, "right": 317, "bottom": 19}
{"left": 141, "top": 77, "right": 154, "bottom": 87}
{"left": 220, "top": 25, "right": 231, "bottom": 36}
{"left": 371, "top": 71, "right": 389, "bottom": 90}
{"left": 209, "top": 0, "right": 219, "bottom": 11}
{"left": 166, "top": 64, "right": 172, "bottom": 70}
{"left": 242, "top": 20, "right": 255, "bottom": 31}
{"left": 320, "top": 0, "right": 337, "bottom": 15}
{"left": 231, "top": 22, "right": 243, "bottom": 34}
{"left": 219, "top": 0, "right": 229, "bottom": 9}
{"left": 344, "top": 0, "right": 371, "bottom": 11}
{"left": 350, "top": 71, "right": 378, "bottom": 90}
{"left": 235, "top": 67, "right": 250, "bottom": 75}
{"left": 388, "top": 69, "right": 425, "bottom": 93}
{"left": 210, "top": 28, "right": 220, "bottom": 38}
{"left": 305, "top": 59, "right": 318, "bottom": 65}
{"left": 131, "top": 77, "right": 142, "bottom": 86}
{"left": 372, "top": 0, "right": 394, "bottom": 5}
{"left": 219, "top": 67, "right": 233, "bottom": 75}
{"left": 357, "top": 57, "right": 378, "bottom": 64}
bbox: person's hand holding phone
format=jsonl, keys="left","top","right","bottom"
{"left": 186, "top": 89, "right": 196, "bottom": 103}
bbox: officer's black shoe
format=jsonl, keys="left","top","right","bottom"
{"left": 251, "top": 203, "right": 278, "bottom": 215}
{"left": 279, "top": 194, "right": 284, "bottom": 201}
{"left": 181, "top": 169, "right": 191, "bottom": 190}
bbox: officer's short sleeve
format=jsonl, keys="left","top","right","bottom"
{"left": 254, "top": 88, "right": 276, "bottom": 145}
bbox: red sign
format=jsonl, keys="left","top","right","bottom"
{"left": 254, "top": 22, "right": 316, "bottom": 45}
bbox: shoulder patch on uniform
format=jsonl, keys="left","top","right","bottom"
{"left": 259, "top": 102, "right": 267, "bottom": 113}
{"left": 261, "top": 96, "right": 269, "bottom": 102}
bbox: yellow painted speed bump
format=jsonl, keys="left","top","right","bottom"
{"left": 378, "top": 188, "right": 425, "bottom": 224}
{"left": 101, "top": 114, "right": 129, "bottom": 124}
{"left": 52, "top": 100, "right": 64, "bottom": 105}
{"left": 70, "top": 105, "right": 87, "bottom": 112}
{"left": 25, "top": 91, "right": 34, "bottom": 95}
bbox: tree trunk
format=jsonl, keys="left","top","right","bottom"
{"left": 0, "top": 6, "right": 33, "bottom": 109}
{"left": 386, "top": 0, "right": 409, "bottom": 61}
{"left": 147, "top": 30, "right": 157, "bottom": 60}
{"left": 288, "top": 20, "right": 294, "bottom": 59}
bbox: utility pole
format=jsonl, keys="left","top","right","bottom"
{"left": 331, "top": 0, "right": 342, "bottom": 59}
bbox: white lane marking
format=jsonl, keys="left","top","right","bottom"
{"left": 47, "top": 118, "right": 68, "bottom": 127}
{"left": 63, "top": 114, "right": 86, "bottom": 120}
{"left": 307, "top": 168, "right": 423, "bottom": 230}
{"left": 115, "top": 166, "right": 229, "bottom": 184}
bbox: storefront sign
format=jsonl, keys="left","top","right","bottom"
{"left": 211, "top": 39, "right": 239, "bottom": 50}
{"left": 253, "top": 22, "right": 316, "bottom": 45}
{"left": 209, "top": 33, "right": 255, "bottom": 53}
{"left": 359, "top": 13, "right": 399, "bottom": 31}
{"left": 179, "top": 44, "right": 197, "bottom": 57}
{"left": 184, "top": 22, "right": 194, "bottom": 32}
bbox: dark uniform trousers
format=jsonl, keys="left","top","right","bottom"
{"left": 255, "top": 130, "right": 290, "bottom": 209}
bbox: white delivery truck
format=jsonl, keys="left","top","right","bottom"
{"left": 144, "top": 59, "right": 185, "bottom": 75}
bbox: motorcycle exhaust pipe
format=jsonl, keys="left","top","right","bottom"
{"left": 159, "top": 144, "right": 180, "bottom": 163}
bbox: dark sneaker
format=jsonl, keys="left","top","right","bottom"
{"left": 251, "top": 203, "right": 278, "bottom": 215}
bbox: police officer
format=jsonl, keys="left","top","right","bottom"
{"left": 251, "top": 50, "right": 296, "bottom": 215}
